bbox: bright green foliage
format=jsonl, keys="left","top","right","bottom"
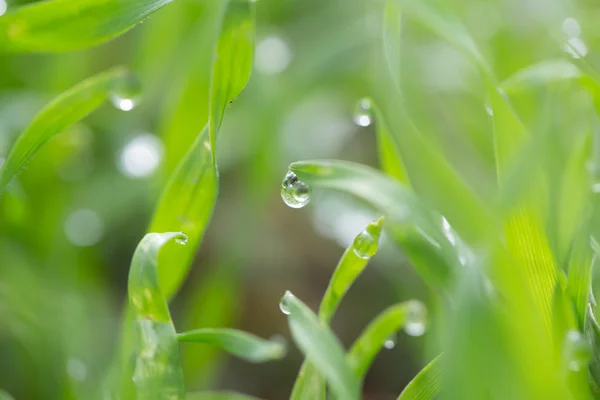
{"left": 0, "top": 67, "right": 129, "bottom": 193}
{"left": 397, "top": 356, "right": 441, "bottom": 400}
{"left": 0, "top": 0, "right": 173, "bottom": 52}
{"left": 177, "top": 329, "right": 286, "bottom": 363}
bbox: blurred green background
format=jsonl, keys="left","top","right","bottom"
{"left": 2, "top": 0, "right": 600, "bottom": 398}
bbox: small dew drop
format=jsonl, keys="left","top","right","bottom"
{"left": 352, "top": 219, "right": 383, "bottom": 260}
{"left": 484, "top": 104, "right": 494, "bottom": 116}
{"left": 353, "top": 97, "right": 373, "bottom": 127}
{"left": 0, "top": 0, "right": 7, "bottom": 17}
{"left": 109, "top": 73, "right": 142, "bottom": 112}
{"left": 563, "top": 37, "right": 588, "bottom": 59}
{"left": 564, "top": 329, "right": 591, "bottom": 372}
{"left": 404, "top": 300, "right": 427, "bottom": 337}
{"left": 279, "top": 290, "right": 294, "bottom": 315}
{"left": 281, "top": 171, "right": 311, "bottom": 209}
{"left": 118, "top": 134, "right": 164, "bottom": 179}
{"left": 384, "top": 333, "right": 396, "bottom": 350}
{"left": 175, "top": 234, "right": 188, "bottom": 245}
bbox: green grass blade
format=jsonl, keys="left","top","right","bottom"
{"left": 347, "top": 301, "right": 426, "bottom": 379}
{"left": 372, "top": 104, "right": 409, "bottom": 184}
{"left": 382, "top": 0, "right": 401, "bottom": 91}
{"left": 186, "top": 392, "right": 262, "bottom": 400}
{"left": 177, "top": 328, "right": 286, "bottom": 363}
{"left": 319, "top": 218, "right": 384, "bottom": 323}
{"left": 0, "top": 67, "right": 128, "bottom": 194}
{"left": 208, "top": 0, "right": 255, "bottom": 162}
{"left": 282, "top": 291, "right": 360, "bottom": 400}
{"left": 290, "top": 160, "right": 454, "bottom": 288}
{"left": 149, "top": 126, "right": 217, "bottom": 299}
{"left": 397, "top": 356, "right": 442, "bottom": 400}
{"left": 128, "top": 232, "right": 187, "bottom": 399}
{"left": 500, "top": 60, "right": 582, "bottom": 94}
{"left": 289, "top": 362, "right": 325, "bottom": 400}
{"left": 0, "top": 0, "right": 173, "bottom": 52}
{"left": 0, "top": 390, "right": 14, "bottom": 400}
{"left": 568, "top": 237, "right": 594, "bottom": 330}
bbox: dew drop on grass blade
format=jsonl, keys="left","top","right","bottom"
{"left": 0, "top": 0, "right": 174, "bottom": 52}
{"left": 0, "top": 67, "right": 132, "bottom": 194}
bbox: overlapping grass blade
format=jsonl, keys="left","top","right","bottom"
{"left": 208, "top": 0, "right": 255, "bottom": 162}
{"left": 0, "top": 0, "right": 173, "bottom": 52}
{"left": 397, "top": 356, "right": 442, "bottom": 400}
{"left": 128, "top": 232, "right": 187, "bottom": 399}
{"left": 177, "top": 329, "right": 286, "bottom": 363}
{"left": 186, "top": 392, "right": 262, "bottom": 400}
{"left": 372, "top": 103, "right": 408, "bottom": 184}
{"left": 289, "top": 160, "right": 454, "bottom": 288}
{"left": 282, "top": 291, "right": 360, "bottom": 400}
{"left": 149, "top": 126, "right": 217, "bottom": 299}
{"left": 347, "top": 301, "right": 425, "bottom": 379}
{"left": 291, "top": 218, "right": 383, "bottom": 399}
{"left": 0, "top": 67, "right": 128, "bottom": 194}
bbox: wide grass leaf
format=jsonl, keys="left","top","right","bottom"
{"left": 177, "top": 328, "right": 286, "bottom": 363}
{"left": 347, "top": 301, "right": 426, "bottom": 379}
{"left": 0, "top": 67, "right": 129, "bottom": 194}
{"left": 282, "top": 291, "right": 360, "bottom": 400}
{"left": 128, "top": 232, "right": 187, "bottom": 400}
{"left": 0, "top": 0, "right": 173, "bottom": 52}
{"left": 289, "top": 160, "right": 454, "bottom": 288}
{"left": 208, "top": 0, "right": 255, "bottom": 161}
{"left": 397, "top": 356, "right": 442, "bottom": 400}
{"left": 149, "top": 126, "right": 217, "bottom": 299}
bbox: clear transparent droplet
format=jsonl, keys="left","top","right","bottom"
{"left": 404, "top": 300, "right": 427, "bottom": 337}
{"left": 281, "top": 171, "right": 311, "bottom": 209}
{"left": 353, "top": 97, "right": 373, "bottom": 127}
{"left": 110, "top": 73, "right": 142, "bottom": 111}
{"left": 564, "top": 329, "right": 591, "bottom": 372}
{"left": 384, "top": 333, "right": 396, "bottom": 350}
{"left": 352, "top": 218, "right": 384, "bottom": 259}
{"left": 175, "top": 233, "right": 188, "bottom": 245}
{"left": 279, "top": 290, "right": 294, "bottom": 315}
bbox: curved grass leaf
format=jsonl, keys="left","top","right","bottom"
{"left": 177, "top": 328, "right": 286, "bottom": 363}
{"left": 283, "top": 291, "right": 360, "bottom": 400}
{"left": 128, "top": 232, "right": 187, "bottom": 399}
{"left": 0, "top": 67, "right": 128, "bottom": 194}
{"left": 372, "top": 103, "right": 408, "bottom": 184}
{"left": 186, "top": 392, "right": 262, "bottom": 400}
{"left": 208, "top": 0, "right": 255, "bottom": 162}
{"left": 149, "top": 126, "right": 217, "bottom": 299}
{"left": 289, "top": 160, "right": 454, "bottom": 288}
{"left": 0, "top": 0, "right": 173, "bottom": 53}
{"left": 347, "top": 301, "right": 425, "bottom": 379}
{"left": 500, "top": 60, "right": 582, "bottom": 94}
{"left": 292, "top": 218, "right": 384, "bottom": 399}
{"left": 397, "top": 356, "right": 442, "bottom": 400}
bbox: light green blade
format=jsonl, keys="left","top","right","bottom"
{"left": 128, "top": 232, "right": 187, "bottom": 400}
{"left": 397, "top": 356, "right": 442, "bottom": 400}
{"left": 289, "top": 160, "right": 455, "bottom": 288}
{"left": 282, "top": 291, "right": 360, "bottom": 400}
{"left": 149, "top": 126, "right": 218, "bottom": 299}
{"left": 177, "top": 328, "right": 286, "bottom": 363}
{"left": 0, "top": 67, "right": 129, "bottom": 194}
{"left": 186, "top": 392, "right": 262, "bottom": 400}
{"left": 208, "top": 0, "right": 255, "bottom": 162}
{"left": 373, "top": 103, "right": 409, "bottom": 184}
{"left": 0, "top": 0, "right": 173, "bottom": 52}
{"left": 347, "top": 301, "right": 426, "bottom": 379}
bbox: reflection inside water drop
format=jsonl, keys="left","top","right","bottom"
{"left": 352, "top": 218, "right": 383, "bottom": 259}
{"left": 353, "top": 97, "right": 373, "bottom": 127}
{"left": 404, "top": 300, "right": 427, "bottom": 337}
{"left": 110, "top": 73, "right": 142, "bottom": 111}
{"left": 279, "top": 290, "right": 294, "bottom": 315}
{"left": 281, "top": 171, "right": 311, "bottom": 209}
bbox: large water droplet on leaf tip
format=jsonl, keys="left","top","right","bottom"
{"left": 279, "top": 290, "right": 294, "bottom": 315}
{"left": 110, "top": 73, "right": 142, "bottom": 111}
{"left": 281, "top": 171, "right": 311, "bottom": 209}
{"left": 352, "top": 218, "right": 383, "bottom": 259}
{"left": 353, "top": 97, "right": 373, "bottom": 127}
{"left": 404, "top": 300, "right": 427, "bottom": 337}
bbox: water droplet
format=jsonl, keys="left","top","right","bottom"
{"left": 174, "top": 233, "right": 188, "bottom": 245}
{"left": 383, "top": 333, "right": 396, "bottom": 350}
{"left": 404, "top": 300, "right": 427, "bottom": 337}
{"left": 563, "top": 37, "right": 588, "bottom": 59}
{"left": 110, "top": 73, "right": 142, "bottom": 111}
{"left": 562, "top": 17, "right": 581, "bottom": 38}
{"left": 0, "top": 0, "right": 7, "bottom": 17}
{"left": 118, "top": 134, "right": 163, "bottom": 179}
{"left": 64, "top": 209, "right": 104, "bottom": 247}
{"left": 353, "top": 97, "right": 373, "bottom": 127}
{"left": 352, "top": 217, "right": 384, "bottom": 259}
{"left": 281, "top": 171, "right": 311, "bottom": 209}
{"left": 255, "top": 35, "right": 292, "bottom": 75}
{"left": 564, "top": 329, "right": 591, "bottom": 372}
{"left": 279, "top": 290, "right": 294, "bottom": 315}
